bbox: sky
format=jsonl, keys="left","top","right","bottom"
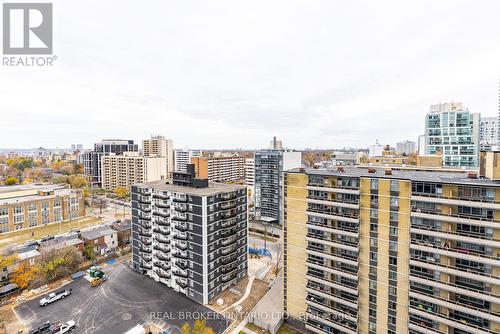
{"left": 1, "top": 0, "right": 500, "bottom": 150}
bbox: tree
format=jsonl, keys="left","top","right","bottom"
{"left": 37, "top": 247, "right": 83, "bottom": 282}
{"left": 114, "top": 187, "right": 129, "bottom": 199}
{"left": 11, "top": 262, "right": 37, "bottom": 289}
{"left": 4, "top": 177, "right": 19, "bottom": 185}
{"left": 180, "top": 320, "right": 215, "bottom": 334}
{"left": 68, "top": 175, "right": 88, "bottom": 189}
{"left": 359, "top": 154, "right": 369, "bottom": 164}
{"left": 73, "top": 163, "right": 83, "bottom": 175}
{"left": 0, "top": 255, "right": 16, "bottom": 272}
{"left": 83, "top": 244, "right": 95, "bottom": 261}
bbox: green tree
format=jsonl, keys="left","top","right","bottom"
{"left": 83, "top": 244, "right": 95, "bottom": 261}
{"left": 4, "top": 177, "right": 19, "bottom": 185}
{"left": 37, "top": 247, "right": 83, "bottom": 282}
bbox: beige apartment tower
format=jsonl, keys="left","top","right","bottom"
{"left": 101, "top": 153, "right": 167, "bottom": 191}
{"left": 142, "top": 136, "right": 174, "bottom": 176}
{"left": 283, "top": 165, "right": 500, "bottom": 334}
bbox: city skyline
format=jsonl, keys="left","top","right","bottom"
{"left": 2, "top": 0, "right": 500, "bottom": 149}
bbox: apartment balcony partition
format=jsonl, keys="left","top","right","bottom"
{"left": 173, "top": 232, "right": 188, "bottom": 241}
{"left": 156, "top": 269, "right": 171, "bottom": 279}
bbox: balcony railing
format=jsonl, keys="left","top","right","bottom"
{"left": 155, "top": 269, "right": 171, "bottom": 279}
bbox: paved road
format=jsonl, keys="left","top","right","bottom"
{"left": 15, "top": 262, "right": 230, "bottom": 334}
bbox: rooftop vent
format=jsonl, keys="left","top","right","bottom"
{"left": 467, "top": 172, "right": 478, "bottom": 179}
{"left": 337, "top": 167, "right": 345, "bottom": 173}
{"left": 368, "top": 168, "right": 376, "bottom": 173}
{"left": 385, "top": 169, "right": 392, "bottom": 175}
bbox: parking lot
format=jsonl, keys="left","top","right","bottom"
{"left": 14, "top": 261, "right": 230, "bottom": 334}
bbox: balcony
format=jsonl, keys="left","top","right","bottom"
{"left": 411, "top": 194, "right": 500, "bottom": 210}
{"left": 138, "top": 228, "right": 152, "bottom": 237}
{"left": 137, "top": 195, "right": 150, "bottom": 204}
{"left": 138, "top": 238, "right": 152, "bottom": 246}
{"left": 306, "top": 234, "right": 359, "bottom": 253}
{"left": 409, "top": 305, "right": 496, "bottom": 334}
{"left": 174, "top": 223, "right": 188, "bottom": 232}
{"left": 173, "top": 196, "right": 187, "bottom": 203}
{"left": 175, "top": 242, "right": 188, "bottom": 251}
{"left": 175, "top": 203, "right": 188, "bottom": 212}
{"left": 221, "top": 272, "right": 238, "bottom": 283}
{"left": 221, "top": 227, "right": 237, "bottom": 237}
{"left": 139, "top": 262, "right": 152, "bottom": 270}
{"left": 176, "top": 260, "right": 188, "bottom": 270}
{"left": 307, "top": 221, "right": 358, "bottom": 237}
{"left": 221, "top": 253, "right": 239, "bottom": 265}
{"left": 154, "top": 201, "right": 170, "bottom": 209}
{"left": 410, "top": 226, "right": 500, "bottom": 248}
{"left": 221, "top": 245, "right": 238, "bottom": 256}
{"left": 172, "top": 214, "right": 187, "bottom": 222}
{"left": 156, "top": 269, "right": 171, "bottom": 279}
{"left": 306, "top": 260, "right": 358, "bottom": 281}
{"left": 221, "top": 200, "right": 238, "bottom": 210}
{"left": 221, "top": 236, "right": 238, "bottom": 247}
{"left": 306, "top": 197, "right": 359, "bottom": 210}
{"left": 410, "top": 241, "right": 500, "bottom": 267}
{"left": 154, "top": 235, "right": 170, "bottom": 244}
{"left": 173, "top": 232, "right": 188, "bottom": 241}
{"left": 138, "top": 219, "right": 151, "bottom": 229}
{"left": 154, "top": 262, "right": 171, "bottom": 271}
{"left": 153, "top": 210, "right": 169, "bottom": 218}
{"left": 305, "top": 307, "right": 357, "bottom": 334}
{"left": 221, "top": 192, "right": 238, "bottom": 201}
{"left": 138, "top": 252, "right": 152, "bottom": 262}
{"left": 137, "top": 188, "right": 151, "bottom": 196}
{"left": 153, "top": 243, "right": 170, "bottom": 253}
{"left": 154, "top": 220, "right": 170, "bottom": 227}
{"left": 221, "top": 209, "right": 238, "bottom": 219}
{"left": 137, "top": 204, "right": 151, "bottom": 212}
{"left": 221, "top": 218, "right": 238, "bottom": 228}
{"left": 155, "top": 252, "right": 170, "bottom": 261}
{"left": 153, "top": 227, "right": 170, "bottom": 236}
{"left": 153, "top": 193, "right": 169, "bottom": 200}
{"left": 306, "top": 208, "right": 359, "bottom": 224}
{"left": 139, "top": 246, "right": 152, "bottom": 254}
{"left": 172, "top": 251, "right": 188, "bottom": 259}
{"left": 411, "top": 210, "right": 498, "bottom": 229}
{"left": 306, "top": 184, "right": 360, "bottom": 195}
{"left": 137, "top": 211, "right": 150, "bottom": 220}
{"left": 176, "top": 278, "right": 188, "bottom": 289}
{"left": 306, "top": 272, "right": 357, "bottom": 295}
{"left": 221, "top": 263, "right": 238, "bottom": 274}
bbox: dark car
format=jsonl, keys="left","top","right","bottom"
{"left": 40, "top": 235, "right": 55, "bottom": 242}
{"left": 29, "top": 320, "right": 51, "bottom": 334}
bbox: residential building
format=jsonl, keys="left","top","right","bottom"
{"left": 111, "top": 219, "right": 132, "bottom": 247}
{"left": 332, "top": 150, "right": 363, "bottom": 166}
{"left": 174, "top": 149, "right": 203, "bottom": 172}
{"left": 424, "top": 102, "right": 480, "bottom": 168}
{"left": 254, "top": 149, "right": 302, "bottom": 224}
{"left": 131, "top": 164, "right": 248, "bottom": 305}
{"left": 283, "top": 160, "right": 500, "bottom": 334}
{"left": 396, "top": 140, "right": 416, "bottom": 155}
{"left": 368, "top": 141, "right": 384, "bottom": 157}
{"left": 191, "top": 156, "right": 245, "bottom": 183}
{"left": 39, "top": 234, "right": 84, "bottom": 254}
{"left": 245, "top": 158, "right": 255, "bottom": 190}
{"left": 0, "top": 184, "right": 85, "bottom": 234}
{"left": 101, "top": 152, "right": 167, "bottom": 191}
{"left": 479, "top": 116, "right": 498, "bottom": 151}
{"left": 418, "top": 135, "right": 426, "bottom": 154}
{"left": 143, "top": 136, "right": 174, "bottom": 176}
{"left": 80, "top": 227, "right": 118, "bottom": 255}
{"left": 0, "top": 247, "right": 40, "bottom": 283}
{"left": 270, "top": 136, "right": 283, "bottom": 150}
{"left": 83, "top": 139, "right": 138, "bottom": 187}
{"left": 369, "top": 156, "right": 406, "bottom": 165}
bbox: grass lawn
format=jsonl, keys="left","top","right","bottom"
{"left": 0, "top": 216, "right": 103, "bottom": 248}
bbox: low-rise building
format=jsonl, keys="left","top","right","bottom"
{"left": 39, "top": 235, "right": 84, "bottom": 254}
{"left": 111, "top": 220, "right": 132, "bottom": 247}
{"left": 0, "top": 247, "right": 40, "bottom": 284}
{"left": 80, "top": 227, "right": 118, "bottom": 256}
{"left": 0, "top": 184, "right": 85, "bottom": 234}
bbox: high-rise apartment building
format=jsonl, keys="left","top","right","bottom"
{"left": 101, "top": 152, "right": 167, "bottom": 191}
{"left": 245, "top": 158, "right": 255, "bottom": 188}
{"left": 424, "top": 102, "right": 480, "bottom": 168}
{"left": 479, "top": 117, "right": 498, "bottom": 151}
{"left": 83, "top": 139, "right": 138, "bottom": 187}
{"left": 254, "top": 149, "right": 302, "bottom": 224}
{"left": 143, "top": 136, "right": 174, "bottom": 176}
{"left": 283, "top": 163, "right": 500, "bottom": 334}
{"left": 396, "top": 141, "right": 416, "bottom": 155}
{"left": 131, "top": 164, "right": 248, "bottom": 304}
{"left": 174, "top": 149, "right": 203, "bottom": 172}
{"left": 270, "top": 136, "right": 283, "bottom": 150}
{"left": 191, "top": 156, "right": 245, "bottom": 183}
{"left": 0, "top": 185, "right": 85, "bottom": 233}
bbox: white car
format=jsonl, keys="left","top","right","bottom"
{"left": 39, "top": 288, "right": 72, "bottom": 306}
{"left": 55, "top": 320, "right": 76, "bottom": 333}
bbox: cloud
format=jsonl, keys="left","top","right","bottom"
{"left": 1, "top": 0, "right": 500, "bottom": 150}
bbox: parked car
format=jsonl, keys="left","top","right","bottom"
{"left": 41, "top": 235, "right": 55, "bottom": 242}
{"left": 39, "top": 288, "right": 72, "bottom": 306}
{"left": 52, "top": 320, "right": 76, "bottom": 333}
{"left": 29, "top": 320, "right": 51, "bottom": 334}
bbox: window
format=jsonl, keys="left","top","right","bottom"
{"left": 370, "top": 238, "right": 378, "bottom": 247}
{"left": 389, "top": 256, "right": 397, "bottom": 266}
{"left": 390, "top": 197, "right": 399, "bottom": 207}
{"left": 370, "top": 209, "right": 378, "bottom": 219}
{"left": 390, "top": 180, "right": 399, "bottom": 192}
{"left": 369, "top": 281, "right": 377, "bottom": 289}
{"left": 389, "top": 227, "right": 398, "bottom": 237}
{"left": 389, "top": 271, "right": 397, "bottom": 281}
{"left": 370, "top": 224, "right": 378, "bottom": 232}
{"left": 389, "top": 286, "right": 397, "bottom": 296}
{"left": 370, "top": 252, "right": 378, "bottom": 261}
{"left": 0, "top": 208, "right": 7, "bottom": 216}
{"left": 13, "top": 206, "right": 23, "bottom": 214}
{"left": 389, "top": 212, "right": 398, "bottom": 222}
{"left": 371, "top": 179, "right": 379, "bottom": 190}
{"left": 389, "top": 241, "right": 398, "bottom": 252}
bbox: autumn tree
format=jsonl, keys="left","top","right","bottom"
{"left": 11, "top": 262, "right": 37, "bottom": 289}
{"left": 114, "top": 187, "right": 129, "bottom": 199}
{"left": 181, "top": 320, "right": 215, "bottom": 334}
{"left": 4, "top": 177, "right": 19, "bottom": 185}
{"left": 37, "top": 247, "right": 83, "bottom": 282}
{"left": 83, "top": 244, "right": 95, "bottom": 261}
{"left": 0, "top": 255, "right": 16, "bottom": 272}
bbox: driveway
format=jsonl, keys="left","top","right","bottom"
{"left": 15, "top": 261, "right": 230, "bottom": 334}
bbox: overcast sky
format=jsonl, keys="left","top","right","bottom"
{"left": 1, "top": 0, "right": 500, "bottom": 150}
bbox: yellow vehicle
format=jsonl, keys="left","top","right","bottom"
{"left": 91, "top": 276, "right": 106, "bottom": 287}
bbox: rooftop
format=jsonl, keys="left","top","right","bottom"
{"left": 289, "top": 166, "right": 500, "bottom": 187}
{"left": 0, "top": 184, "right": 74, "bottom": 205}
{"left": 138, "top": 180, "right": 246, "bottom": 196}
{"left": 111, "top": 220, "right": 132, "bottom": 232}
{"left": 80, "top": 227, "right": 116, "bottom": 240}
